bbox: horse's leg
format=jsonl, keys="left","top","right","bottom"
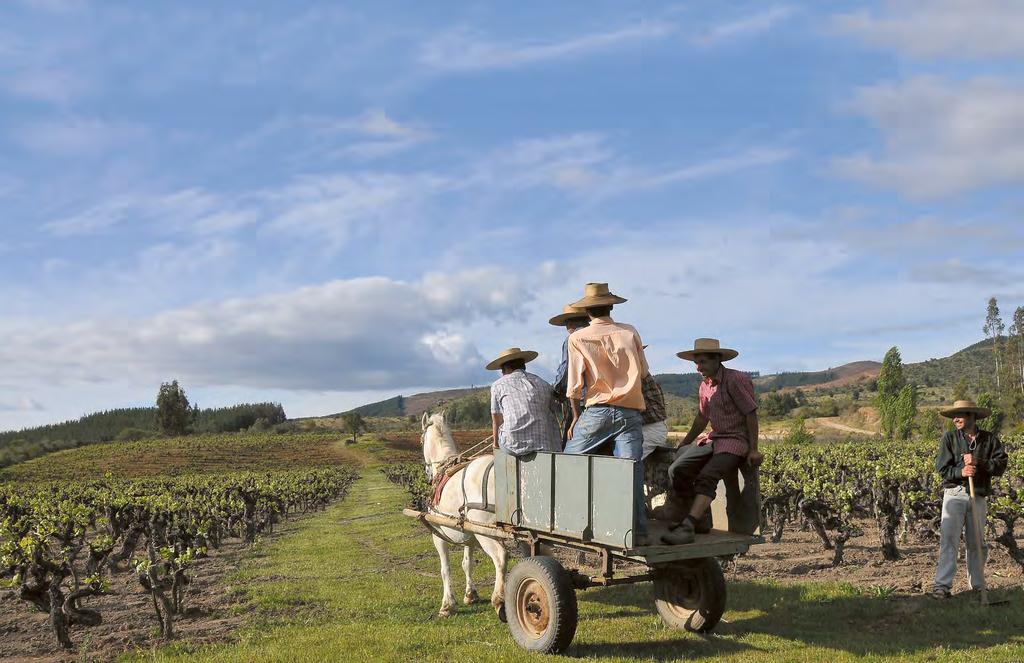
{"left": 461, "top": 546, "right": 479, "bottom": 604}
{"left": 432, "top": 533, "right": 458, "bottom": 617}
{"left": 477, "top": 535, "right": 507, "bottom": 621}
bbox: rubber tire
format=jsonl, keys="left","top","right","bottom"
{"left": 652, "top": 557, "right": 727, "bottom": 634}
{"left": 504, "top": 556, "right": 578, "bottom": 654}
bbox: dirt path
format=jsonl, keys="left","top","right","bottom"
{"left": 808, "top": 417, "right": 877, "bottom": 436}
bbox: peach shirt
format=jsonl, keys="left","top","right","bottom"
{"left": 566, "top": 316, "right": 648, "bottom": 411}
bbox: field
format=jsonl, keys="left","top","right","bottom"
{"left": 1, "top": 430, "right": 1022, "bottom": 661}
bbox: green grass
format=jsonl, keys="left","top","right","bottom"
{"left": 129, "top": 470, "right": 1024, "bottom": 663}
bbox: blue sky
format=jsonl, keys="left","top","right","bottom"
{"left": 2, "top": 0, "right": 1023, "bottom": 430}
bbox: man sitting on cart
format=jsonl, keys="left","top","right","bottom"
{"left": 661, "top": 338, "right": 762, "bottom": 545}
{"left": 488, "top": 347, "right": 562, "bottom": 456}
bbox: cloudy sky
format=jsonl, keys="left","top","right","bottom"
{"left": 2, "top": 0, "right": 1023, "bottom": 430}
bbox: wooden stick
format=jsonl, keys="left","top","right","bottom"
{"left": 967, "top": 475, "right": 989, "bottom": 607}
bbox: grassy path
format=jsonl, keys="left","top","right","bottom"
{"left": 137, "top": 471, "right": 1024, "bottom": 662}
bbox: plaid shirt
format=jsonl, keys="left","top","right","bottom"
{"left": 640, "top": 374, "right": 666, "bottom": 425}
{"left": 490, "top": 370, "right": 561, "bottom": 455}
{"left": 698, "top": 367, "right": 758, "bottom": 457}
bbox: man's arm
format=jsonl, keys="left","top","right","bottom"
{"left": 745, "top": 411, "right": 762, "bottom": 465}
{"left": 566, "top": 336, "right": 584, "bottom": 401}
{"left": 567, "top": 399, "right": 581, "bottom": 440}
{"left": 679, "top": 412, "right": 709, "bottom": 447}
{"left": 985, "top": 433, "right": 1009, "bottom": 477}
{"left": 491, "top": 413, "right": 502, "bottom": 449}
{"left": 935, "top": 432, "right": 961, "bottom": 481}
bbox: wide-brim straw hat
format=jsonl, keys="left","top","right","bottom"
{"left": 486, "top": 347, "right": 539, "bottom": 371}
{"left": 676, "top": 338, "right": 739, "bottom": 362}
{"left": 549, "top": 304, "right": 589, "bottom": 327}
{"left": 570, "top": 282, "right": 627, "bottom": 309}
{"left": 939, "top": 400, "right": 992, "bottom": 419}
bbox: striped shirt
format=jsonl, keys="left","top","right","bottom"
{"left": 698, "top": 367, "right": 758, "bottom": 457}
{"left": 490, "top": 370, "right": 561, "bottom": 455}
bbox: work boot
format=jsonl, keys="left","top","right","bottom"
{"left": 649, "top": 492, "right": 691, "bottom": 522}
{"left": 695, "top": 510, "right": 713, "bottom": 534}
{"left": 660, "top": 519, "right": 696, "bottom": 545}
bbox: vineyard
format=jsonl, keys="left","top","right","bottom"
{"left": 382, "top": 435, "right": 1024, "bottom": 570}
{"left": 0, "top": 430, "right": 362, "bottom": 651}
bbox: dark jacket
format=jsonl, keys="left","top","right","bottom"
{"left": 935, "top": 428, "right": 1008, "bottom": 496}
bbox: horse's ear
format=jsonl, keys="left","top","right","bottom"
{"left": 421, "top": 411, "right": 429, "bottom": 431}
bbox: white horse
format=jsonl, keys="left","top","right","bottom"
{"left": 421, "top": 410, "right": 507, "bottom": 619}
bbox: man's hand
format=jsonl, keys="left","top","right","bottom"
{"left": 963, "top": 463, "right": 977, "bottom": 477}
{"left": 746, "top": 449, "right": 764, "bottom": 467}
{"left": 567, "top": 417, "right": 578, "bottom": 441}
{"left": 963, "top": 453, "right": 974, "bottom": 466}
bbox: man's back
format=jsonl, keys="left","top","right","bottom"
{"left": 490, "top": 370, "right": 560, "bottom": 455}
{"left": 566, "top": 316, "right": 648, "bottom": 410}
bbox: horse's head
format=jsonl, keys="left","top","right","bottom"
{"left": 421, "top": 408, "right": 457, "bottom": 478}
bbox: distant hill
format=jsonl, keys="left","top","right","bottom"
{"left": 339, "top": 338, "right": 998, "bottom": 417}
{"left": 341, "top": 387, "right": 486, "bottom": 418}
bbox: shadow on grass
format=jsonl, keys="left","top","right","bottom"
{"left": 573, "top": 581, "right": 1024, "bottom": 660}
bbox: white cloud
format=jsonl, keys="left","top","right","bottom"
{"left": 835, "top": 76, "right": 1024, "bottom": 197}
{"left": 835, "top": 0, "right": 1024, "bottom": 57}
{"left": 694, "top": 6, "right": 795, "bottom": 46}
{"left": 419, "top": 21, "right": 674, "bottom": 72}
{"left": 0, "top": 395, "right": 44, "bottom": 413}
{"left": 0, "top": 267, "right": 559, "bottom": 393}
{"left": 12, "top": 117, "right": 150, "bottom": 157}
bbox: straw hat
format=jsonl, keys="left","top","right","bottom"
{"left": 676, "top": 338, "right": 739, "bottom": 362}
{"left": 939, "top": 400, "right": 992, "bottom": 419}
{"left": 570, "top": 282, "right": 627, "bottom": 309}
{"left": 548, "top": 304, "right": 589, "bottom": 327}
{"left": 486, "top": 347, "right": 539, "bottom": 371}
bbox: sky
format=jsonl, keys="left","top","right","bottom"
{"left": 2, "top": 0, "right": 1024, "bottom": 430}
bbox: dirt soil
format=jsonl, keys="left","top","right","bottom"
{"left": 727, "top": 518, "right": 1023, "bottom": 595}
{"left": 0, "top": 531, "right": 260, "bottom": 663}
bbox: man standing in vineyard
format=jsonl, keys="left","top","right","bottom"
{"left": 487, "top": 347, "right": 561, "bottom": 456}
{"left": 661, "top": 338, "right": 762, "bottom": 545}
{"left": 931, "top": 400, "right": 1008, "bottom": 599}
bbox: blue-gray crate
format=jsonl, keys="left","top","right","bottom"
{"left": 493, "top": 449, "right": 642, "bottom": 549}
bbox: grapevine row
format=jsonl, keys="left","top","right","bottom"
{"left": 0, "top": 468, "right": 359, "bottom": 649}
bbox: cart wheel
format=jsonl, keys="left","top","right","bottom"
{"left": 652, "top": 557, "right": 726, "bottom": 633}
{"left": 504, "top": 556, "right": 578, "bottom": 654}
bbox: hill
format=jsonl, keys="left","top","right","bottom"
{"left": 342, "top": 387, "right": 486, "bottom": 418}
{"left": 905, "top": 338, "right": 998, "bottom": 389}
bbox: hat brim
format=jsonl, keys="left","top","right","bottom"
{"left": 570, "top": 294, "right": 627, "bottom": 308}
{"left": 548, "top": 312, "right": 590, "bottom": 326}
{"left": 676, "top": 348, "right": 739, "bottom": 362}
{"left": 939, "top": 406, "right": 992, "bottom": 419}
{"left": 486, "top": 350, "right": 539, "bottom": 371}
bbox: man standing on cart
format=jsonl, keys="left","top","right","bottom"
{"left": 563, "top": 282, "right": 650, "bottom": 540}
{"left": 662, "top": 338, "right": 762, "bottom": 545}
{"left": 487, "top": 347, "right": 562, "bottom": 456}
{"left": 931, "top": 399, "right": 1007, "bottom": 599}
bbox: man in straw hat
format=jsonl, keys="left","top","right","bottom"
{"left": 563, "top": 283, "right": 650, "bottom": 540}
{"left": 487, "top": 347, "right": 561, "bottom": 456}
{"left": 661, "top": 338, "right": 762, "bottom": 545}
{"left": 549, "top": 304, "right": 590, "bottom": 445}
{"left": 931, "top": 399, "right": 1007, "bottom": 599}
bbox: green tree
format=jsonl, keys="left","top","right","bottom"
{"left": 953, "top": 376, "right": 970, "bottom": 401}
{"left": 341, "top": 412, "right": 366, "bottom": 444}
{"left": 892, "top": 384, "right": 918, "bottom": 440}
{"left": 155, "top": 380, "right": 196, "bottom": 436}
{"left": 1010, "top": 306, "right": 1024, "bottom": 396}
{"left": 877, "top": 346, "right": 906, "bottom": 439}
{"left": 977, "top": 392, "right": 1004, "bottom": 433}
{"left": 784, "top": 416, "right": 814, "bottom": 445}
{"left": 983, "top": 297, "right": 1005, "bottom": 389}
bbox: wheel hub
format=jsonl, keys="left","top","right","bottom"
{"left": 516, "top": 579, "right": 550, "bottom": 638}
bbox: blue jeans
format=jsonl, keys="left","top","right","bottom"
{"left": 564, "top": 405, "right": 646, "bottom": 536}
{"left": 564, "top": 405, "right": 644, "bottom": 459}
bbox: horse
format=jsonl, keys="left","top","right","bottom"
{"left": 420, "top": 410, "right": 506, "bottom": 619}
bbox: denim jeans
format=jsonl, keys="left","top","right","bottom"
{"left": 564, "top": 405, "right": 646, "bottom": 536}
{"left": 934, "top": 485, "right": 988, "bottom": 591}
{"left": 564, "top": 404, "right": 643, "bottom": 459}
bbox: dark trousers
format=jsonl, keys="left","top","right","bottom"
{"left": 668, "top": 443, "right": 744, "bottom": 499}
